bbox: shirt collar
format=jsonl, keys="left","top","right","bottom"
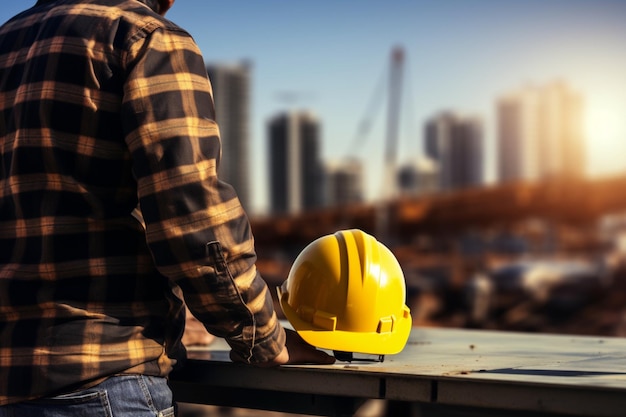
{"left": 34, "top": 0, "right": 160, "bottom": 13}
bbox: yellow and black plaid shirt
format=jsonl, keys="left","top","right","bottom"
{"left": 0, "top": 0, "right": 285, "bottom": 405}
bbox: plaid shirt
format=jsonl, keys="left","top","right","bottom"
{"left": 0, "top": 0, "right": 285, "bottom": 405}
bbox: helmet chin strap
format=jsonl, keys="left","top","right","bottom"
{"left": 333, "top": 351, "right": 385, "bottom": 363}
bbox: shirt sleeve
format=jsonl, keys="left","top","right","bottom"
{"left": 120, "top": 24, "right": 285, "bottom": 364}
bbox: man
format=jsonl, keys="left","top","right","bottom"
{"left": 0, "top": 0, "right": 334, "bottom": 415}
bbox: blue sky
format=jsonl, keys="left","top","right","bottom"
{"left": 2, "top": 1, "right": 626, "bottom": 214}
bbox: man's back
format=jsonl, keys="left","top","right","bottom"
{"left": 0, "top": 0, "right": 332, "bottom": 409}
{"left": 0, "top": 0, "right": 202, "bottom": 404}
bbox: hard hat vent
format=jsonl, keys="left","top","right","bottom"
{"left": 377, "top": 316, "right": 395, "bottom": 334}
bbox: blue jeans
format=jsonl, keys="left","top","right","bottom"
{"left": 0, "top": 375, "right": 175, "bottom": 417}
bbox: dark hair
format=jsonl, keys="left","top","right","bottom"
{"left": 137, "top": 0, "right": 161, "bottom": 13}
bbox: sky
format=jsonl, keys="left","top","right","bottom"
{"left": 2, "top": 1, "right": 626, "bottom": 214}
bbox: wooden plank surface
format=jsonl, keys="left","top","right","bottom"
{"left": 170, "top": 327, "right": 626, "bottom": 416}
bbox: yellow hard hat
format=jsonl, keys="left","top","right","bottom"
{"left": 278, "top": 229, "right": 412, "bottom": 356}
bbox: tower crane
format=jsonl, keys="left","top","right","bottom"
{"left": 343, "top": 45, "right": 406, "bottom": 201}
{"left": 338, "top": 46, "right": 408, "bottom": 240}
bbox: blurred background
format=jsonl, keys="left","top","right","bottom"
{"left": 3, "top": 1, "right": 626, "bottom": 415}
{"left": 162, "top": 0, "right": 626, "bottom": 338}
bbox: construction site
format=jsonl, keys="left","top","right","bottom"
{"left": 175, "top": 41, "right": 626, "bottom": 417}
{"left": 178, "top": 38, "right": 626, "bottom": 416}
{"left": 252, "top": 174, "right": 626, "bottom": 338}
{"left": 250, "top": 46, "right": 626, "bottom": 340}
{"left": 178, "top": 176, "right": 626, "bottom": 417}
{"left": 167, "top": 6, "right": 626, "bottom": 417}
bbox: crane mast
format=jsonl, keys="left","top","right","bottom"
{"left": 377, "top": 46, "right": 405, "bottom": 241}
{"left": 382, "top": 46, "right": 405, "bottom": 199}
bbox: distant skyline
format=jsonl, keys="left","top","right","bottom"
{"left": 2, "top": 1, "right": 625, "bottom": 214}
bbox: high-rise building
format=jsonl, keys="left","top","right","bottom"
{"left": 425, "top": 112, "right": 484, "bottom": 191}
{"left": 206, "top": 61, "right": 252, "bottom": 210}
{"left": 397, "top": 157, "right": 439, "bottom": 196}
{"left": 497, "top": 81, "right": 585, "bottom": 183}
{"left": 324, "top": 158, "right": 364, "bottom": 206}
{"left": 268, "top": 111, "right": 323, "bottom": 214}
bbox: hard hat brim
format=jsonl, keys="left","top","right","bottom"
{"left": 279, "top": 289, "right": 412, "bottom": 355}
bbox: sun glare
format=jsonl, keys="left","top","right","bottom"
{"left": 585, "top": 93, "right": 626, "bottom": 178}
